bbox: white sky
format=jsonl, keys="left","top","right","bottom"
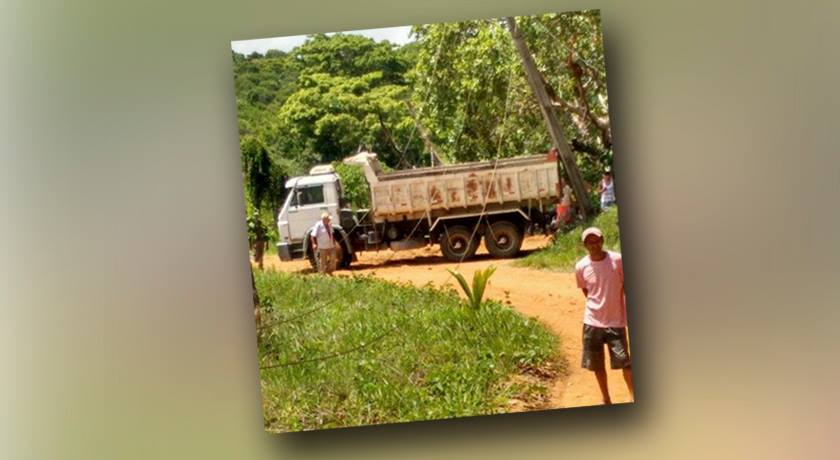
{"left": 231, "top": 26, "right": 414, "bottom": 55}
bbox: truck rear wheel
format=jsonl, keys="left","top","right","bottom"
{"left": 440, "top": 225, "right": 480, "bottom": 262}
{"left": 485, "top": 221, "right": 523, "bottom": 258}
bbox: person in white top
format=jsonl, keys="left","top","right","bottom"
{"left": 574, "top": 226, "right": 633, "bottom": 404}
{"left": 310, "top": 212, "right": 337, "bottom": 274}
{"left": 598, "top": 169, "right": 616, "bottom": 209}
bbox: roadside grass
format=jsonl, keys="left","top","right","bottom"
{"left": 515, "top": 207, "right": 621, "bottom": 271}
{"left": 254, "top": 270, "right": 559, "bottom": 432}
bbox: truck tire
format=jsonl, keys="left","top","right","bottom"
{"left": 485, "top": 221, "right": 523, "bottom": 258}
{"left": 336, "top": 234, "right": 353, "bottom": 269}
{"left": 440, "top": 225, "right": 480, "bottom": 262}
{"left": 306, "top": 241, "right": 318, "bottom": 270}
{"left": 308, "top": 236, "right": 352, "bottom": 270}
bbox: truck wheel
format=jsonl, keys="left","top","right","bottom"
{"left": 336, "top": 236, "right": 353, "bottom": 269}
{"left": 440, "top": 225, "right": 480, "bottom": 262}
{"left": 485, "top": 221, "right": 523, "bottom": 258}
{"left": 306, "top": 242, "right": 318, "bottom": 270}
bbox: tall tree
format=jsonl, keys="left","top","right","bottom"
{"left": 240, "top": 136, "right": 280, "bottom": 268}
{"left": 409, "top": 12, "right": 612, "bottom": 182}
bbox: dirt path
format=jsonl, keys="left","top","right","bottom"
{"left": 262, "top": 235, "right": 633, "bottom": 409}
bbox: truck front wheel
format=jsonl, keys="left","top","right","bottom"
{"left": 336, "top": 237, "right": 353, "bottom": 268}
{"left": 440, "top": 225, "right": 480, "bottom": 262}
{"left": 485, "top": 221, "right": 524, "bottom": 258}
{"left": 307, "top": 237, "right": 352, "bottom": 270}
{"left": 306, "top": 241, "right": 318, "bottom": 270}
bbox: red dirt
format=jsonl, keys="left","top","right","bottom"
{"left": 262, "top": 235, "right": 634, "bottom": 409}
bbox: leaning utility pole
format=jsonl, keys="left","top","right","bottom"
{"left": 506, "top": 16, "right": 594, "bottom": 219}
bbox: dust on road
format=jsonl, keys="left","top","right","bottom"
{"left": 262, "top": 235, "right": 634, "bottom": 409}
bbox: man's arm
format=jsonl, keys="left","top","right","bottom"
{"left": 575, "top": 265, "right": 588, "bottom": 298}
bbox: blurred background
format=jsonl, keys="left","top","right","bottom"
{"left": 1, "top": 0, "right": 838, "bottom": 459}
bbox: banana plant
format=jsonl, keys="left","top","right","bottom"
{"left": 447, "top": 266, "right": 497, "bottom": 310}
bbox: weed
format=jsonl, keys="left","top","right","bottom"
{"left": 446, "top": 266, "right": 497, "bottom": 310}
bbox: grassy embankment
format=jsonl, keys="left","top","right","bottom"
{"left": 516, "top": 207, "right": 621, "bottom": 271}
{"left": 254, "top": 270, "right": 558, "bottom": 432}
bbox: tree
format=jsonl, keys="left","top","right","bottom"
{"left": 409, "top": 12, "right": 612, "bottom": 205}
{"left": 517, "top": 11, "right": 612, "bottom": 155}
{"left": 410, "top": 20, "right": 538, "bottom": 163}
{"left": 241, "top": 136, "right": 280, "bottom": 268}
{"left": 293, "top": 33, "right": 410, "bottom": 84}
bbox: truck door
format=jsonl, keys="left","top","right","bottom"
{"left": 287, "top": 184, "right": 328, "bottom": 242}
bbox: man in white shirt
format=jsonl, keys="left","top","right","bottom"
{"left": 310, "top": 212, "right": 337, "bottom": 274}
{"left": 575, "top": 226, "right": 633, "bottom": 404}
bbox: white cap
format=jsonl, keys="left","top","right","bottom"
{"left": 321, "top": 212, "right": 331, "bottom": 220}
{"left": 581, "top": 227, "right": 603, "bottom": 243}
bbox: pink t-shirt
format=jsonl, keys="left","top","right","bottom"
{"left": 575, "top": 251, "right": 626, "bottom": 328}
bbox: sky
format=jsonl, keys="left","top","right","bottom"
{"left": 231, "top": 25, "right": 414, "bottom": 55}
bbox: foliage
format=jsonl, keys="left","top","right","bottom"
{"left": 333, "top": 162, "right": 370, "bottom": 209}
{"left": 410, "top": 20, "right": 529, "bottom": 163}
{"left": 293, "top": 33, "right": 410, "bottom": 84}
{"left": 446, "top": 266, "right": 497, "bottom": 310}
{"left": 254, "top": 270, "right": 558, "bottom": 432}
{"left": 515, "top": 206, "right": 621, "bottom": 271}
{"left": 410, "top": 11, "right": 611, "bottom": 179}
{"left": 240, "top": 137, "right": 282, "bottom": 250}
{"left": 275, "top": 71, "right": 423, "bottom": 167}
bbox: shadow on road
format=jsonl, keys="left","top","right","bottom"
{"left": 345, "top": 246, "right": 545, "bottom": 271}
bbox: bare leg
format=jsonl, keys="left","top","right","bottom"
{"left": 623, "top": 367, "right": 634, "bottom": 398}
{"left": 594, "top": 368, "right": 611, "bottom": 404}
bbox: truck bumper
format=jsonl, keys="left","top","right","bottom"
{"left": 276, "top": 242, "right": 293, "bottom": 261}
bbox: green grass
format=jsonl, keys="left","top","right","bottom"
{"left": 254, "top": 270, "right": 559, "bottom": 432}
{"left": 515, "top": 207, "right": 621, "bottom": 271}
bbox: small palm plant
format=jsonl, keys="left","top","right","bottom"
{"left": 446, "top": 266, "right": 497, "bottom": 310}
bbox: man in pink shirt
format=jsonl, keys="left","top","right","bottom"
{"left": 575, "top": 226, "right": 634, "bottom": 404}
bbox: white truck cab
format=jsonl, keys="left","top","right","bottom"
{"left": 276, "top": 165, "right": 343, "bottom": 261}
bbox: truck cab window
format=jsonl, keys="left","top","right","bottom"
{"left": 296, "top": 185, "right": 325, "bottom": 206}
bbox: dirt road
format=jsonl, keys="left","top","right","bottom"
{"left": 262, "top": 235, "right": 634, "bottom": 409}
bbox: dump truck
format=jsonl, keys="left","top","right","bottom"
{"left": 276, "top": 150, "right": 562, "bottom": 268}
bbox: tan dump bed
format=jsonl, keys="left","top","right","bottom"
{"left": 371, "top": 153, "right": 560, "bottom": 220}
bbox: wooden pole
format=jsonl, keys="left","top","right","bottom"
{"left": 506, "top": 16, "right": 593, "bottom": 219}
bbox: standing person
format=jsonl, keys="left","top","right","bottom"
{"left": 598, "top": 168, "right": 616, "bottom": 209}
{"left": 310, "top": 212, "right": 337, "bottom": 274}
{"left": 556, "top": 178, "right": 574, "bottom": 226}
{"left": 575, "top": 227, "right": 633, "bottom": 404}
